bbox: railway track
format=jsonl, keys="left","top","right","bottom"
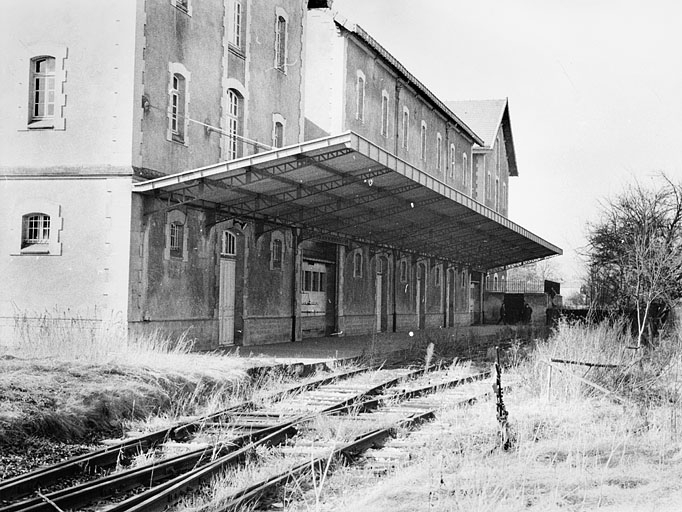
{"left": 209, "top": 367, "right": 501, "bottom": 512}
{"left": 1, "top": 357, "right": 512, "bottom": 512}
{"left": 0, "top": 364, "right": 440, "bottom": 511}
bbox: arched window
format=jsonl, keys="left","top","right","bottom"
{"left": 22, "top": 213, "right": 50, "bottom": 249}
{"left": 494, "top": 273, "right": 499, "bottom": 291}
{"left": 462, "top": 153, "right": 469, "bottom": 192}
{"left": 29, "top": 57, "right": 56, "bottom": 124}
{"left": 165, "top": 209, "right": 188, "bottom": 261}
{"left": 436, "top": 133, "right": 442, "bottom": 171}
{"left": 434, "top": 265, "right": 441, "bottom": 287}
{"left": 353, "top": 250, "right": 363, "bottom": 278}
{"left": 167, "top": 63, "right": 190, "bottom": 144}
{"left": 170, "top": 73, "right": 186, "bottom": 142}
{"left": 495, "top": 176, "right": 500, "bottom": 211}
{"left": 400, "top": 259, "right": 408, "bottom": 282}
{"left": 449, "top": 144, "right": 456, "bottom": 179}
{"left": 356, "top": 71, "right": 365, "bottom": 122}
{"left": 226, "top": 89, "right": 243, "bottom": 159}
{"left": 420, "top": 121, "right": 427, "bottom": 160}
{"left": 381, "top": 90, "right": 390, "bottom": 137}
{"left": 275, "top": 14, "right": 287, "bottom": 71}
{"left": 402, "top": 107, "right": 409, "bottom": 150}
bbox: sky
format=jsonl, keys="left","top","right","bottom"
{"left": 333, "top": 0, "right": 682, "bottom": 293}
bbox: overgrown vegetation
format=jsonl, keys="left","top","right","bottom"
{"left": 278, "top": 320, "right": 682, "bottom": 511}
{"left": 0, "top": 313, "right": 251, "bottom": 478}
{"left": 585, "top": 174, "right": 682, "bottom": 347}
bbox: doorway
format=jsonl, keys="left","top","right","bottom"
{"left": 219, "top": 230, "right": 237, "bottom": 345}
{"left": 375, "top": 256, "right": 389, "bottom": 332}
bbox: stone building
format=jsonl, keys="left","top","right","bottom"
{"left": 0, "top": 1, "right": 561, "bottom": 347}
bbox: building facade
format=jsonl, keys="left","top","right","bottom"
{"left": 1, "top": 1, "right": 560, "bottom": 347}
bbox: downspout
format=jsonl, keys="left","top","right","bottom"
{"left": 392, "top": 249, "right": 398, "bottom": 332}
{"left": 392, "top": 81, "right": 402, "bottom": 332}
{"left": 291, "top": 228, "right": 301, "bottom": 341}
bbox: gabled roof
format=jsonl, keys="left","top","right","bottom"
{"left": 332, "top": 15, "right": 484, "bottom": 147}
{"left": 446, "top": 99, "right": 519, "bottom": 176}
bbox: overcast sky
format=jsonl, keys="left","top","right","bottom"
{"left": 333, "top": 0, "right": 682, "bottom": 291}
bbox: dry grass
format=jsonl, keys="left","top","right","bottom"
{"left": 0, "top": 313, "right": 249, "bottom": 452}
{"left": 283, "top": 320, "right": 682, "bottom": 511}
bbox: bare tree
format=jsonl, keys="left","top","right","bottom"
{"left": 586, "top": 175, "right": 682, "bottom": 346}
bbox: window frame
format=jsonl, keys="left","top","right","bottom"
{"left": 353, "top": 250, "right": 363, "bottom": 278}
{"left": 24, "top": 46, "right": 67, "bottom": 131}
{"left": 171, "top": 0, "right": 192, "bottom": 15}
{"left": 222, "top": 230, "right": 237, "bottom": 257}
{"left": 381, "top": 90, "right": 390, "bottom": 137}
{"left": 167, "top": 63, "right": 191, "bottom": 145}
{"left": 270, "top": 234, "right": 284, "bottom": 270}
{"left": 449, "top": 144, "right": 456, "bottom": 179}
{"left": 226, "top": 89, "right": 242, "bottom": 159}
{"left": 169, "top": 221, "right": 184, "bottom": 258}
{"left": 12, "top": 201, "right": 63, "bottom": 256}
{"left": 462, "top": 152, "right": 469, "bottom": 193}
{"left": 420, "top": 120, "right": 427, "bottom": 160}
{"left": 274, "top": 9, "right": 288, "bottom": 73}
{"left": 402, "top": 106, "right": 409, "bottom": 150}
{"left": 22, "top": 213, "right": 51, "bottom": 251}
{"left": 399, "top": 259, "right": 408, "bottom": 283}
{"left": 356, "top": 70, "right": 366, "bottom": 122}
{"left": 230, "top": 0, "right": 243, "bottom": 48}
{"left": 29, "top": 57, "right": 56, "bottom": 125}
{"left": 272, "top": 113, "right": 286, "bottom": 148}
{"left": 436, "top": 132, "right": 442, "bottom": 172}
{"left": 165, "top": 210, "right": 189, "bottom": 261}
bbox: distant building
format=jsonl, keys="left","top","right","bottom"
{"left": 1, "top": 1, "right": 561, "bottom": 347}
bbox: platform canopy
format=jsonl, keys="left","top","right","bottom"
{"left": 133, "top": 132, "right": 561, "bottom": 270}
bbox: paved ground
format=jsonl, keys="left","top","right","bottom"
{"left": 225, "top": 324, "right": 538, "bottom": 364}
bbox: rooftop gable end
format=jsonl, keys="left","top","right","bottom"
{"left": 447, "top": 98, "right": 519, "bottom": 176}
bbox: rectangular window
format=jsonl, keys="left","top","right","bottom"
{"left": 275, "top": 15, "right": 287, "bottom": 71}
{"left": 170, "top": 73, "right": 186, "bottom": 142}
{"left": 170, "top": 223, "right": 184, "bottom": 257}
{"left": 271, "top": 239, "right": 283, "bottom": 269}
{"left": 231, "top": 1, "right": 242, "bottom": 47}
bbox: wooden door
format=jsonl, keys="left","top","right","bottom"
{"left": 219, "top": 231, "right": 236, "bottom": 345}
